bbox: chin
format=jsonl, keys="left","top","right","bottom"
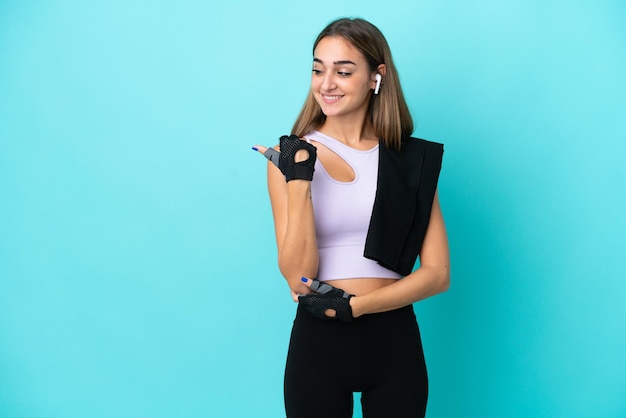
{"left": 321, "top": 110, "right": 344, "bottom": 118}
{"left": 318, "top": 103, "right": 344, "bottom": 117}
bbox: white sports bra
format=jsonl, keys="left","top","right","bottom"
{"left": 306, "top": 131, "right": 403, "bottom": 281}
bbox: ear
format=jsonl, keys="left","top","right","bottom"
{"left": 371, "top": 64, "right": 387, "bottom": 88}
{"left": 376, "top": 64, "right": 387, "bottom": 78}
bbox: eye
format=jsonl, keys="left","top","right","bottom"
{"left": 337, "top": 71, "right": 351, "bottom": 77}
{"left": 312, "top": 69, "right": 323, "bottom": 75}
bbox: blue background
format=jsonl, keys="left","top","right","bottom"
{"left": 1, "top": 1, "right": 625, "bottom": 417}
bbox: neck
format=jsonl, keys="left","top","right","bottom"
{"left": 320, "top": 114, "right": 377, "bottom": 148}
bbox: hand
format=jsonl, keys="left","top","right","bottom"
{"left": 298, "top": 278, "right": 354, "bottom": 322}
{"left": 288, "top": 277, "right": 314, "bottom": 302}
{"left": 252, "top": 135, "right": 317, "bottom": 181}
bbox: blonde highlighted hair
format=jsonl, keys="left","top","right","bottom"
{"left": 292, "top": 18, "right": 413, "bottom": 150}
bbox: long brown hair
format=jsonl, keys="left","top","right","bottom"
{"left": 291, "top": 18, "right": 413, "bottom": 150}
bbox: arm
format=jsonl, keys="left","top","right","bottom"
{"left": 266, "top": 146, "right": 319, "bottom": 296}
{"left": 350, "top": 189, "right": 450, "bottom": 317}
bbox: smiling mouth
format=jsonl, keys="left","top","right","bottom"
{"left": 321, "top": 94, "right": 343, "bottom": 103}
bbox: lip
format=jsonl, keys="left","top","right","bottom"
{"left": 320, "top": 94, "right": 344, "bottom": 104}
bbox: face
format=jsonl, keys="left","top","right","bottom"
{"left": 311, "top": 36, "right": 377, "bottom": 120}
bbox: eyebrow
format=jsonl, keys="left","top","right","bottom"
{"left": 313, "top": 58, "right": 357, "bottom": 66}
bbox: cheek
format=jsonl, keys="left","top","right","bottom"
{"left": 350, "top": 81, "right": 371, "bottom": 97}
{"left": 310, "top": 76, "right": 322, "bottom": 91}
{"left": 345, "top": 77, "right": 370, "bottom": 93}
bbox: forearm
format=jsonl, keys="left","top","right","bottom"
{"left": 277, "top": 180, "right": 319, "bottom": 286}
{"left": 350, "top": 264, "right": 450, "bottom": 317}
{"left": 350, "top": 189, "right": 451, "bottom": 317}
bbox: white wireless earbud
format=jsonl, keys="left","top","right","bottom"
{"left": 374, "top": 73, "right": 382, "bottom": 95}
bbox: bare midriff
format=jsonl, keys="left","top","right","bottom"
{"left": 324, "top": 277, "right": 398, "bottom": 297}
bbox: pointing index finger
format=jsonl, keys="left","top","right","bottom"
{"left": 252, "top": 144, "right": 280, "bottom": 168}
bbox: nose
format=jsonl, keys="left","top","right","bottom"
{"left": 321, "top": 72, "right": 336, "bottom": 91}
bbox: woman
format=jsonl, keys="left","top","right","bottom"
{"left": 253, "top": 17, "right": 450, "bottom": 418}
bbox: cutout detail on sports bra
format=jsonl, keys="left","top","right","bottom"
{"left": 308, "top": 139, "right": 355, "bottom": 183}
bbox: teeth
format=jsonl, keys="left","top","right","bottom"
{"left": 324, "top": 95, "right": 341, "bottom": 100}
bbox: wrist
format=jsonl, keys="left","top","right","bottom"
{"left": 287, "top": 181, "right": 312, "bottom": 203}
{"left": 350, "top": 296, "right": 367, "bottom": 318}
{"left": 287, "top": 179, "right": 312, "bottom": 192}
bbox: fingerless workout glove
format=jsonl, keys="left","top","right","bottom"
{"left": 278, "top": 134, "right": 317, "bottom": 182}
{"left": 298, "top": 279, "right": 354, "bottom": 322}
{"left": 262, "top": 135, "right": 317, "bottom": 182}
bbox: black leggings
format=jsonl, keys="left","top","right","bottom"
{"left": 284, "top": 304, "right": 428, "bottom": 418}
